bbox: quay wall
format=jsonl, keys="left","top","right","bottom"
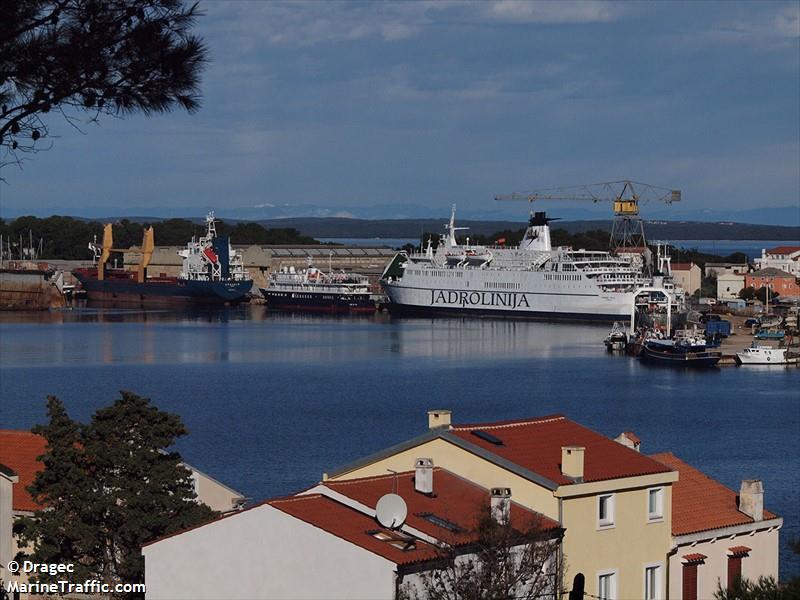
{"left": 123, "top": 245, "right": 397, "bottom": 289}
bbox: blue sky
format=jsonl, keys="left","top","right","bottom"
{"left": 1, "top": 0, "right": 798, "bottom": 222}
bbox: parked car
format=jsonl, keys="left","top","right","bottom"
{"left": 744, "top": 318, "right": 760, "bottom": 327}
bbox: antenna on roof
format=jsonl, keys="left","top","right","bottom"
{"left": 386, "top": 468, "right": 399, "bottom": 494}
{"left": 375, "top": 493, "right": 407, "bottom": 529}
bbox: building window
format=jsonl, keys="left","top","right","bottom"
{"left": 598, "top": 494, "right": 615, "bottom": 528}
{"left": 648, "top": 487, "right": 664, "bottom": 521}
{"left": 681, "top": 554, "right": 706, "bottom": 600}
{"left": 644, "top": 564, "right": 661, "bottom": 600}
{"left": 727, "top": 546, "right": 750, "bottom": 590}
{"left": 597, "top": 570, "right": 617, "bottom": 600}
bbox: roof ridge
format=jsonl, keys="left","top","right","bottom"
{"left": 453, "top": 415, "right": 566, "bottom": 431}
{"left": 327, "top": 470, "right": 417, "bottom": 486}
{"left": 269, "top": 493, "right": 325, "bottom": 505}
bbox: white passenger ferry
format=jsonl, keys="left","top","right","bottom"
{"left": 381, "top": 209, "right": 671, "bottom": 322}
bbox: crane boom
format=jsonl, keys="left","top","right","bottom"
{"left": 495, "top": 180, "right": 680, "bottom": 216}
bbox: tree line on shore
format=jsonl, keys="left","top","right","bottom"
{"left": 0, "top": 216, "right": 319, "bottom": 260}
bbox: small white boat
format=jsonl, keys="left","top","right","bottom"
{"left": 736, "top": 344, "right": 798, "bottom": 365}
{"left": 604, "top": 322, "right": 628, "bottom": 352}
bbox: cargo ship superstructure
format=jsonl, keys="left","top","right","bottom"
{"left": 382, "top": 209, "right": 670, "bottom": 322}
{"left": 73, "top": 213, "right": 253, "bottom": 306}
{"left": 260, "top": 261, "right": 375, "bottom": 313}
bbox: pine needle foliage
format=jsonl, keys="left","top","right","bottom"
{"left": 15, "top": 392, "right": 217, "bottom": 599}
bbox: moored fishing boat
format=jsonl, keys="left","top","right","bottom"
{"left": 604, "top": 322, "right": 628, "bottom": 351}
{"left": 736, "top": 343, "right": 799, "bottom": 365}
{"left": 640, "top": 338, "right": 722, "bottom": 368}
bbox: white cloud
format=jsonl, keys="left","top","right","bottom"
{"left": 203, "top": 0, "right": 627, "bottom": 49}
{"left": 485, "top": 1, "right": 621, "bottom": 24}
{"left": 700, "top": 4, "right": 800, "bottom": 53}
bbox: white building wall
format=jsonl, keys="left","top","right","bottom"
{"left": 0, "top": 472, "right": 17, "bottom": 583}
{"left": 755, "top": 251, "right": 800, "bottom": 276}
{"left": 143, "top": 504, "right": 397, "bottom": 600}
{"left": 717, "top": 274, "right": 745, "bottom": 300}
{"left": 667, "top": 528, "right": 780, "bottom": 599}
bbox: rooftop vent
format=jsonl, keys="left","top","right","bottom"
{"left": 490, "top": 487, "right": 511, "bottom": 523}
{"left": 614, "top": 432, "right": 641, "bottom": 452}
{"left": 471, "top": 430, "right": 504, "bottom": 445}
{"left": 415, "top": 458, "right": 434, "bottom": 495}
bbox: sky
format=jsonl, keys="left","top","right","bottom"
{"left": 1, "top": 0, "right": 799, "bottom": 223}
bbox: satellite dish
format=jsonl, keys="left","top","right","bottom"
{"left": 375, "top": 493, "right": 407, "bottom": 529}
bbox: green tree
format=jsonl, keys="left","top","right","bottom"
{"left": 403, "top": 504, "right": 563, "bottom": 600}
{"left": 16, "top": 392, "right": 216, "bottom": 598}
{"left": 714, "top": 576, "right": 786, "bottom": 599}
{"left": 739, "top": 287, "right": 757, "bottom": 301}
{"left": 1, "top": 0, "right": 207, "bottom": 166}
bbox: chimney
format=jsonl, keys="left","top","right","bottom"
{"left": 614, "top": 432, "right": 641, "bottom": 452}
{"left": 415, "top": 458, "right": 434, "bottom": 494}
{"left": 739, "top": 480, "right": 764, "bottom": 521}
{"left": 490, "top": 487, "right": 511, "bottom": 523}
{"left": 428, "top": 409, "right": 452, "bottom": 430}
{"left": 561, "top": 446, "right": 585, "bottom": 479}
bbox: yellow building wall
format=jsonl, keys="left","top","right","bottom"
{"left": 329, "top": 437, "right": 560, "bottom": 518}
{"left": 562, "top": 486, "right": 673, "bottom": 600}
{"left": 331, "top": 438, "right": 676, "bottom": 598}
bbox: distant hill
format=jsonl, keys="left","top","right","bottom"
{"left": 252, "top": 217, "right": 799, "bottom": 241}
{"left": 7, "top": 215, "right": 798, "bottom": 242}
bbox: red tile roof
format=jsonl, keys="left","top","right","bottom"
{"left": 671, "top": 262, "right": 695, "bottom": 271}
{"left": 650, "top": 453, "right": 778, "bottom": 536}
{"left": 765, "top": 246, "right": 800, "bottom": 256}
{"left": 323, "top": 468, "right": 559, "bottom": 546}
{"left": 0, "top": 430, "right": 47, "bottom": 512}
{"left": 270, "top": 494, "right": 440, "bottom": 566}
{"left": 682, "top": 553, "right": 707, "bottom": 564}
{"left": 450, "top": 415, "right": 672, "bottom": 485}
{"left": 728, "top": 545, "right": 751, "bottom": 556}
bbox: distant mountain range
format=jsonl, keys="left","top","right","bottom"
{"left": 3, "top": 202, "right": 798, "bottom": 226}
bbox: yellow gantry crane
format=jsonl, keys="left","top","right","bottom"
{"left": 495, "top": 180, "right": 680, "bottom": 256}
{"left": 96, "top": 223, "right": 154, "bottom": 282}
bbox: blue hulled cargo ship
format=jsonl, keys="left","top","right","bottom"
{"left": 73, "top": 213, "right": 253, "bottom": 306}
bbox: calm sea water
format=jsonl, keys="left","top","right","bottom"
{"left": 673, "top": 240, "right": 798, "bottom": 260}
{"left": 0, "top": 307, "right": 798, "bottom": 577}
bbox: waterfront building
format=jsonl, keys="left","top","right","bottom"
{"left": 755, "top": 246, "right": 800, "bottom": 277}
{"left": 652, "top": 454, "right": 782, "bottom": 600}
{"left": 705, "top": 262, "right": 749, "bottom": 278}
{"left": 744, "top": 268, "right": 800, "bottom": 299}
{"left": 670, "top": 262, "right": 702, "bottom": 295}
{"left": 717, "top": 272, "right": 746, "bottom": 300}
{"left": 0, "top": 464, "right": 17, "bottom": 585}
{"left": 140, "top": 412, "right": 782, "bottom": 599}
{"left": 144, "top": 467, "right": 563, "bottom": 599}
